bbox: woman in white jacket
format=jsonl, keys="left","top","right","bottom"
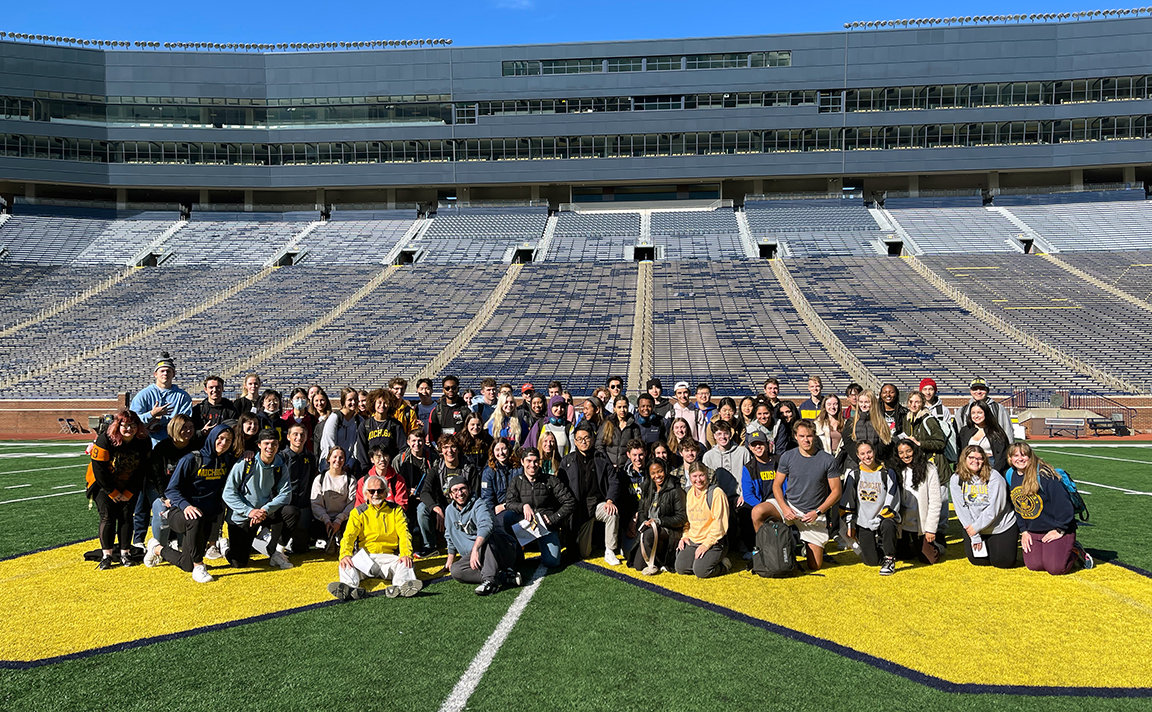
{"left": 894, "top": 440, "right": 943, "bottom": 564}
{"left": 310, "top": 446, "right": 356, "bottom": 553}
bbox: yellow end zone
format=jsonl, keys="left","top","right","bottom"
{"left": 0, "top": 540, "right": 446, "bottom": 664}
{"left": 586, "top": 549, "right": 1152, "bottom": 689}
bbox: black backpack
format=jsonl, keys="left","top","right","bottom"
{"left": 751, "top": 519, "right": 795, "bottom": 578}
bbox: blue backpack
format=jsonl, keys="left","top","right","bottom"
{"left": 1055, "top": 468, "right": 1089, "bottom": 522}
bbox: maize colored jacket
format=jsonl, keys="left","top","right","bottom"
{"left": 340, "top": 501, "right": 413, "bottom": 559}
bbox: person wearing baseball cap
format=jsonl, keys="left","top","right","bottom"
{"left": 958, "top": 377, "right": 1014, "bottom": 446}
{"left": 129, "top": 350, "right": 194, "bottom": 446}
{"left": 740, "top": 430, "right": 780, "bottom": 555}
{"left": 668, "top": 381, "right": 706, "bottom": 442}
{"left": 221, "top": 427, "right": 300, "bottom": 570}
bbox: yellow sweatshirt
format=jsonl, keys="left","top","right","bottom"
{"left": 340, "top": 501, "right": 413, "bottom": 558}
{"left": 684, "top": 486, "right": 728, "bottom": 549}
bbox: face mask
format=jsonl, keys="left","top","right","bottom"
{"left": 293, "top": 398, "right": 307, "bottom": 410}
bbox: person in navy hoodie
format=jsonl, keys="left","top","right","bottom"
{"left": 1006, "top": 442, "right": 1094, "bottom": 574}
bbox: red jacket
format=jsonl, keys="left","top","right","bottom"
{"left": 355, "top": 463, "right": 409, "bottom": 509}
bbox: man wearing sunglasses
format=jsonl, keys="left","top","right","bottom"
{"left": 328, "top": 474, "right": 423, "bottom": 601}
{"left": 430, "top": 375, "right": 470, "bottom": 440}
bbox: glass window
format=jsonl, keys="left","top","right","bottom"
{"left": 607, "top": 57, "right": 643, "bottom": 72}
{"left": 646, "top": 56, "right": 680, "bottom": 71}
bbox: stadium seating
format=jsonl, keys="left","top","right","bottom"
{"left": 0, "top": 215, "right": 111, "bottom": 264}
{"left": 161, "top": 221, "right": 303, "bottom": 265}
{"left": 922, "top": 254, "right": 1152, "bottom": 384}
{"left": 0, "top": 266, "right": 119, "bottom": 328}
{"left": 1002, "top": 201, "right": 1152, "bottom": 251}
{"left": 785, "top": 256, "right": 1111, "bottom": 392}
{"left": 887, "top": 208, "right": 1025, "bottom": 253}
{"left": 651, "top": 260, "right": 847, "bottom": 394}
{"left": 1056, "top": 250, "right": 1152, "bottom": 302}
{"left": 414, "top": 211, "right": 547, "bottom": 263}
{"left": 775, "top": 230, "right": 885, "bottom": 257}
{"left": 437, "top": 262, "right": 636, "bottom": 392}
{"left": 650, "top": 211, "right": 747, "bottom": 260}
{"left": 745, "top": 203, "right": 879, "bottom": 232}
{"left": 300, "top": 218, "right": 416, "bottom": 264}
{"left": 72, "top": 219, "right": 177, "bottom": 265}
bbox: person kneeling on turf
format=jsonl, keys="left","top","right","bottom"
{"left": 221, "top": 428, "right": 299, "bottom": 570}
{"left": 445, "top": 476, "right": 522, "bottom": 595}
{"left": 842, "top": 441, "right": 901, "bottom": 576}
{"left": 330, "top": 475, "right": 423, "bottom": 601}
{"left": 771, "top": 419, "right": 842, "bottom": 571}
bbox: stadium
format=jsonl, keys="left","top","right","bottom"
{"left": 1, "top": 8, "right": 1152, "bottom": 710}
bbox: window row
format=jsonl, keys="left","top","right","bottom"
{"left": 500, "top": 51, "right": 792, "bottom": 76}
{"left": 1, "top": 117, "right": 1146, "bottom": 165}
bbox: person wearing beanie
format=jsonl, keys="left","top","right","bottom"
{"left": 130, "top": 351, "right": 193, "bottom": 446}
{"left": 221, "top": 427, "right": 300, "bottom": 570}
{"left": 444, "top": 475, "right": 522, "bottom": 595}
{"left": 647, "top": 378, "right": 673, "bottom": 419}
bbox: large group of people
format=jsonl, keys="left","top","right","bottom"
{"left": 83, "top": 352, "right": 1096, "bottom": 601}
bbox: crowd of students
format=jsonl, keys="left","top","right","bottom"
{"left": 83, "top": 352, "right": 1095, "bottom": 600}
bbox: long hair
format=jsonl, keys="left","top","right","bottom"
{"left": 486, "top": 436, "right": 521, "bottom": 470}
{"left": 486, "top": 392, "right": 523, "bottom": 442}
{"left": 896, "top": 439, "right": 931, "bottom": 489}
{"left": 599, "top": 396, "right": 631, "bottom": 447}
{"left": 666, "top": 417, "right": 693, "bottom": 454}
{"left": 1006, "top": 442, "right": 1058, "bottom": 496}
{"left": 967, "top": 401, "right": 1007, "bottom": 442}
{"left": 816, "top": 394, "right": 843, "bottom": 432}
{"left": 233, "top": 413, "right": 260, "bottom": 457}
{"left": 105, "top": 409, "right": 144, "bottom": 446}
{"left": 955, "top": 444, "right": 992, "bottom": 484}
{"left": 850, "top": 390, "right": 892, "bottom": 445}
{"left": 536, "top": 430, "right": 562, "bottom": 474}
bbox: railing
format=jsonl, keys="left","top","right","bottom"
{"left": 0, "top": 265, "right": 136, "bottom": 339}
{"left": 733, "top": 210, "right": 759, "bottom": 259}
{"left": 1009, "top": 388, "right": 1138, "bottom": 428}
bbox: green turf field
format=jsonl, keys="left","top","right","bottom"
{"left": 1, "top": 440, "right": 1150, "bottom": 711}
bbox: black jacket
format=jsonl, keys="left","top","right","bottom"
{"left": 636, "top": 476, "right": 687, "bottom": 532}
{"left": 358, "top": 416, "right": 406, "bottom": 461}
{"left": 504, "top": 472, "right": 576, "bottom": 529}
{"left": 957, "top": 424, "right": 1009, "bottom": 474}
{"left": 281, "top": 446, "right": 318, "bottom": 509}
{"left": 418, "top": 461, "right": 479, "bottom": 511}
{"left": 558, "top": 449, "right": 619, "bottom": 520}
{"left": 392, "top": 447, "right": 439, "bottom": 496}
{"left": 431, "top": 397, "right": 471, "bottom": 439}
{"left": 596, "top": 414, "right": 642, "bottom": 467}
{"left": 634, "top": 413, "right": 668, "bottom": 446}
{"left": 193, "top": 397, "right": 238, "bottom": 432}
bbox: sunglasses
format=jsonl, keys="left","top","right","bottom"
{"left": 444, "top": 385, "right": 458, "bottom": 391}
{"left": 365, "top": 488, "right": 386, "bottom": 494}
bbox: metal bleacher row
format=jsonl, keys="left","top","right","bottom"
{"left": 1, "top": 196, "right": 1152, "bottom": 398}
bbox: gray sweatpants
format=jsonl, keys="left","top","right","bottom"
{"left": 449, "top": 535, "right": 516, "bottom": 584}
{"left": 675, "top": 540, "right": 728, "bottom": 578}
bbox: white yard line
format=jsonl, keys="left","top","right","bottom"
{"left": 1077, "top": 481, "right": 1152, "bottom": 496}
{"left": 53, "top": 484, "right": 76, "bottom": 489}
{"left": 4, "top": 483, "right": 30, "bottom": 489}
{"left": 0, "top": 464, "right": 87, "bottom": 476}
{"left": 438, "top": 565, "right": 547, "bottom": 712}
{"left": 1031, "top": 443, "right": 1152, "bottom": 449}
{"left": 1036, "top": 449, "right": 1152, "bottom": 466}
{"left": 0, "top": 442, "right": 90, "bottom": 447}
{"left": 0, "top": 489, "right": 85, "bottom": 505}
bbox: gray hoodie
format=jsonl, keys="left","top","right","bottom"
{"left": 702, "top": 442, "right": 750, "bottom": 499}
{"left": 949, "top": 470, "right": 1017, "bottom": 545}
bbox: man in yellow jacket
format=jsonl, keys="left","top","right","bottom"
{"left": 328, "top": 475, "right": 424, "bottom": 601}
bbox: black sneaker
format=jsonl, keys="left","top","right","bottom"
{"left": 1073, "top": 542, "right": 1095, "bottom": 570}
{"left": 474, "top": 580, "right": 499, "bottom": 596}
{"left": 412, "top": 547, "right": 438, "bottom": 560}
{"left": 498, "top": 568, "right": 523, "bottom": 588}
{"left": 120, "top": 553, "right": 139, "bottom": 567}
{"left": 97, "top": 556, "right": 114, "bottom": 570}
{"left": 879, "top": 556, "right": 896, "bottom": 576}
{"left": 327, "top": 582, "right": 354, "bottom": 601}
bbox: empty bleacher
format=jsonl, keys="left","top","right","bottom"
{"left": 0, "top": 215, "right": 111, "bottom": 263}
{"left": 1004, "top": 201, "right": 1152, "bottom": 251}
{"left": 436, "top": 263, "right": 636, "bottom": 392}
{"left": 546, "top": 212, "right": 638, "bottom": 262}
{"left": 161, "top": 220, "right": 304, "bottom": 265}
{"left": 650, "top": 211, "right": 746, "bottom": 260}
{"left": 1056, "top": 250, "right": 1152, "bottom": 302}
{"left": 71, "top": 218, "right": 176, "bottom": 265}
{"left": 745, "top": 202, "right": 879, "bottom": 232}
{"left": 301, "top": 217, "right": 415, "bottom": 264}
{"left": 415, "top": 211, "right": 547, "bottom": 264}
{"left": 0, "top": 265, "right": 119, "bottom": 328}
{"left": 923, "top": 254, "right": 1152, "bottom": 384}
{"left": 776, "top": 231, "right": 885, "bottom": 257}
{"left": 785, "top": 256, "right": 1110, "bottom": 392}
{"left": 247, "top": 265, "right": 509, "bottom": 388}
{"left": 888, "top": 208, "right": 1024, "bottom": 253}
{"left": 651, "top": 261, "right": 847, "bottom": 393}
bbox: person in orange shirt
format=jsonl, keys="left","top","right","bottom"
{"left": 675, "top": 462, "right": 730, "bottom": 578}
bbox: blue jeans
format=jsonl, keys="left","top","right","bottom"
{"left": 500, "top": 508, "right": 561, "bottom": 567}
{"left": 150, "top": 497, "right": 171, "bottom": 545}
{"left": 416, "top": 502, "right": 441, "bottom": 551}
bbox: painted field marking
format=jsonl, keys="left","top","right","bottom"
{"left": 4, "top": 484, "right": 30, "bottom": 489}
{"left": 0, "top": 442, "right": 90, "bottom": 447}
{"left": 438, "top": 565, "right": 547, "bottom": 712}
{"left": 1077, "top": 481, "right": 1152, "bottom": 496}
{"left": 0, "top": 490, "right": 84, "bottom": 505}
{"left": 1036, "top": 449, "right": 1152, "bottom": 466}
{"left": 1032, "top": 443, "right": 1152, "bottom": 450}
{"left": 0, "top": 464, "right": 87, "bottom": 477}
{"left": 0, "top": 453, "right": 87, "bottom": 460}
{"left": 52, "top": 484, "right": 75, "bottom": 489}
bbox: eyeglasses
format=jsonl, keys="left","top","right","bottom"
{"left": 365, "top": 488, "right": 386, "bottom": 494}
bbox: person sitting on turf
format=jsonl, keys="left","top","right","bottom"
{"left": 221, "top": 428, "right": 299, "bottom": 570}
{"left": 444, "top": 475, "right": 522, "bottom": 595}
{"left": 310, "top": 446, "right": 356, "bottom": 554}
{"left": 842, "top": 441, "right": 901, "bottom": 576}
{"left": 1006, "top": 442, "right": 1093, "bottom": 574}
{"left": 950, "top": 445, "right": 1019, "bottom": 569}
{"left": 629, "top": 460, "right": 687, "bottom": 575}
{"left": 329, "top": 475, "right": 424, "bottom": 601}
{"left": 558, "top": 424, "right": 622, "bottom": 565}
{"left": 771, "top": 419, "right": 842, "bottom": 571}
{"left": 675, "top": 462, "right": 730, "bottom": 578}
{"left": 144, "top": 423, "right": 236, "bottom": 583}
{"left": 504, "top": 447, "right": 575, "bottom": 569}
{"left": 87, "top": 409, "right": 152, "bottom": 570}
{"left": 146, "top": 414, "right": 197, "bottom": 550}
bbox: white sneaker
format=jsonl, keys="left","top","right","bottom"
{"left": 191, "top": 564, "right": 214, "bottom": 583}
{"left": 268, "top": 551, "right": 294, "bottom": 570}
{"left": 604, "top": 548, "right": 621, "bottom": 566}
{"left": 143, "top": 537, "right": 161, "bottom": 567}
{"left": 217, "top": 538, "right": 230, "bottom": 558}
{"left": 204, "top": 545, "right": 223, "bottom": 560}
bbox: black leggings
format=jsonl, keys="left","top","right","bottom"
{"left": 856, "top": 518, "right": 898, "bottom": 566}
{"left": 95, "top": 491, "right": 136, "bottom": 551}
{"left": 161, "top": 507, "right": 211, "bottom": 572}
{"left": 962, "top": 525, "right": 1019, "bottom": 569}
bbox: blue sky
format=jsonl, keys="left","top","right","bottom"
{"left": 2, "top": 0, "right": 1117, "bottom": 46}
